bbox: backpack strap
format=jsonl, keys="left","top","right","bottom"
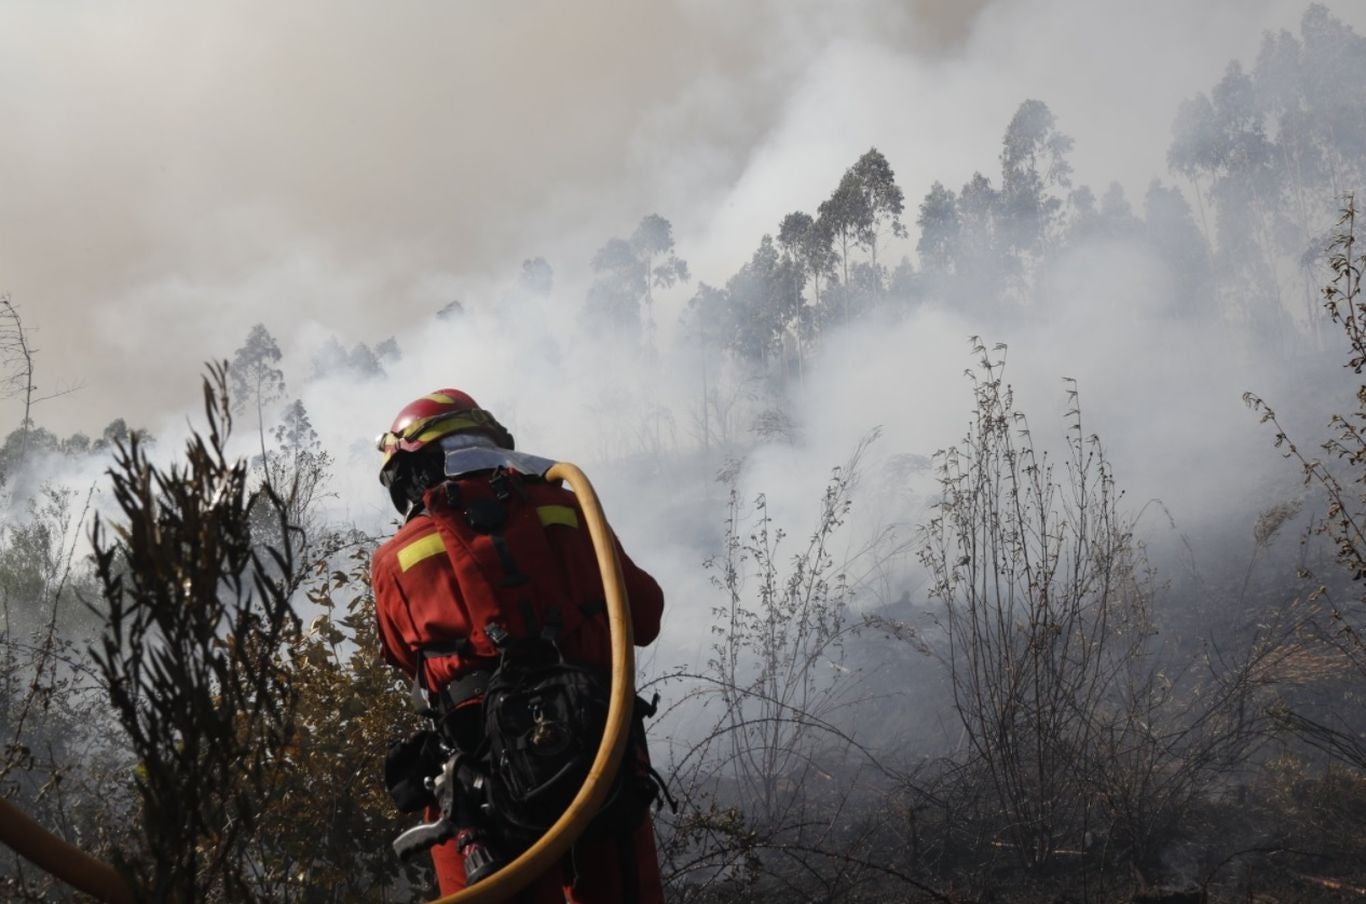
{"left": 423, "top": 473, "right": 520, "bottom": 651}
{"left": 420, "top": 468, "right": 581, "bottom": 660}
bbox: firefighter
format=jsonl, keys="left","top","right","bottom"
{"left": 372, "top": 389, "right": 667, "bottom": 903}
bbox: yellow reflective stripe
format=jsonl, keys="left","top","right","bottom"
{"left": 397, "top": 532, "right": 446, "bottom": 572}
{"left": 425, "top": 392, "right": 457, "bottom": 404}
{"left": 537, "top": 505, "right": 579, "bottom": 529}
{"left": 405, "top": 413, "right": 487, "bottom": 443}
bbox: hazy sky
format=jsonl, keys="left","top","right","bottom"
{"left": 4, "top": 0, "right": 1360, "bottom": 438}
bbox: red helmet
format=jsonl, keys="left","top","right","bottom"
{"left": 376, "top": 389, "right": 514, "bottom": 497}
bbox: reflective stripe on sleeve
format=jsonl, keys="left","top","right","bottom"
{"left": 397, "top": 532, "right": 446, "bottom": 572}
{"left": 536, "top": 505, "right": 580, "bottom": 529}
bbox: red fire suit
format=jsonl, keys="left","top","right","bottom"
{"left": 372, "top": 470, "right": 666, "bottom": 903}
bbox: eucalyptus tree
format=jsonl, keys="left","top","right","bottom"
{"left": 585, "top": 214, "right": 689, "bottom": 346}
{"left": 228, "top": 323, "right": 286, "bottom": 460}
{"left": 817, "top": 147, "right": 907, "bottom": 320}
{"left": 777, "top": 211, "right": 835, "bottom": 377}
{"left": 631, "top": 214, "right": 690, "bottom": 339}
{"left": 999, "top": 99, "right": 1074, "bottom": 263}
{"left": 519, "top": 256, "right": 554, "bottom": 296}
{"left": 849, "top": 147, "right": 907, "bottom": 272}
{"left": 916, "top": 181, "right": 960, "bottom": 281}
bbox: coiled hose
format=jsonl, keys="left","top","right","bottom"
{"left": 0, "top": 461, "right": 635, "bottom": 904}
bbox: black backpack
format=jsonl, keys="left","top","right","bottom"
{"left": 477, "top": 643, "right": 665, "bottom": 849}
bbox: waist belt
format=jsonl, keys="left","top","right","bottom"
{"left": 410, "top": 640, "right": 494, "bottom": 718}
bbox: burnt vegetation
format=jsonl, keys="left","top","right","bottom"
{"left": 1, "top": 5, "right": 1366, "bottom": 902}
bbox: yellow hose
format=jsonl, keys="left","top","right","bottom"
{"left": 0, "top": 796, "right": 134, "bottom": 904}
{"left": 427, "top": 461, "right": 637, "bottom": 903}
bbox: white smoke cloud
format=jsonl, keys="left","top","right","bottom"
{"left": 3, "top": 0, "right": 1363, "bottom": 660}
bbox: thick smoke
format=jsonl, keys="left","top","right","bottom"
{"left": 0, "top": 0, "right": 1350, "bottom": 425}
{"left": 3, "top": 0, "right": 1364, "bottom": 673}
